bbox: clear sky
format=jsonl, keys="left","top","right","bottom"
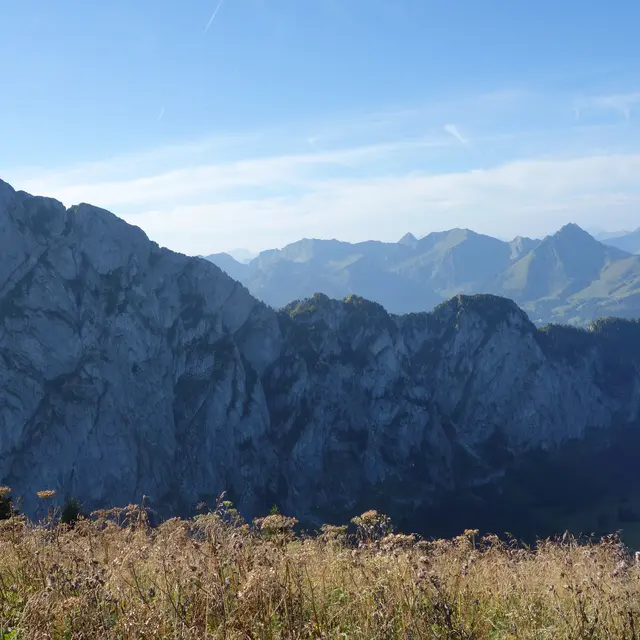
{"left": 2, "top": 0, "right": 640, "bottom": 255}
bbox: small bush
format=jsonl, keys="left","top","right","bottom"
{"left": 351, "top": 509, "right": 393, "bottom": 543}
{"left": 61, "top": 496, "right": 84, "bottom": 526}
{"left": 0, "top": 486, "right": 14, "bottom": 520}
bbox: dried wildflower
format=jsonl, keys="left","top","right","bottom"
{"left": 351, "top": 510, "right": 393, "bottom": 542}
{"left": 320, "top": 524, "right": 348, "bottom": 543}
{"left": 380, "top": 533, "right": 416, "bottom": 551}
{"left": 0, "top": 486, "right": 11, "bottom": 499}
{"left": 254, "top": 513, "right": 298, "bottom": 534}
{"left": 37, "top": 490, "right": 57, "bottom": 500}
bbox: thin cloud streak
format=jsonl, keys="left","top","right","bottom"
{"left": 443, "top": 124, "right": 469, "bottom": 146}
{"left": 1, "top": 88, "right": 551, "bottom": 191}
{"left": 576, "top": 92, "right": 640, "bottom": 120}
{"left": 15, "top": 136, "right": 457, "bottom": 208}
{"left": 7, "top": 86, "right": 640, "bottom": 254}
{"left": 120, "top": 154, "right": 640, "bottom": 255}
{"left": 17, "top": 150, "right": 640, "bottom": 255}
{"left": 204, "top": 0, "right": 225, "bottom": 33}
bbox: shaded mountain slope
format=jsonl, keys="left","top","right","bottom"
{"left": 207, "top": 225, "right": 640, "bottom": 325}
{"left": 2, "top": 178, "right": 640, "bottom": 540}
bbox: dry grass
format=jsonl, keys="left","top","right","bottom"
{"left": 0, "top": 498, "right": 640, "bottom": 639}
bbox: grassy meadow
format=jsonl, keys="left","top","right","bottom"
{"left": 0, "top": 491, "right": 639, "bottom": 639}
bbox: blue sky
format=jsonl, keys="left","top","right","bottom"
{"left": 2, "top": 0, "right": 640, "bottom": 254}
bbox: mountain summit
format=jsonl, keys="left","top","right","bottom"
{"left": 398, "top": 232, "right": 418, "bottom": 247}
{"left": 2, "top": 179, "right": 640, "bottom": 539}
{"left": 207, "top": 223, "right": 640, "bottom": 325}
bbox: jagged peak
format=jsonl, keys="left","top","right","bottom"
{"left": 0, "top": 177, "right": 15, "bottom": 193}
{"left": 205, "top": 251, "right": 242, "bottom": 264}
{"left": 508, "top": 235, "right": 540, "bottom": 259}
{"left": 283, "top": 293, "right": 334, "bottom": 318}
{"left": 343, "top": 293, "right": 388, "bottom": 315}
{"left": 510, "top": 234, "right": 537, "bottom": 244}
{"left": 285, "top": 291, "right": 535, "bottom": 333}
{"left": 552, "top": 223, "right": 595, "bottom": 242}
{"left": 0, "top": 178, "right": 16, "bottom": 209}
{"left": 283, "top": 292, "right": 392, "bottom": 331}
{"left": 398, "top": 232, "right": 418, "bottom": 247}
{"left": 432, "top": 294, "right": 534, "bottom": 331}
{"left": 67, "top": 202, "right": 151, "bottom": 248}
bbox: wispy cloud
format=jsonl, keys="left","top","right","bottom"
{"left": 14, "top": 136, "right": 456, "bottom": 209}
{"left": 115, "top": 153, "right": 640, "bottom": 254}
{"left": 443, "top": 124, "right": 468, "bottom": 146}
{"left": 204, "top": 0, "right": 225, "bottom": 33}
{"left": 15, "top": 148, "right": 640, "bottom": 254}
{"left": 6, "top": 88, "right": 640, "bottom": 254}
{"left": 157, "top": 107, "right": 165, "bottom": 122}
{"left": 575, "top": 92, "right": 640, "bottom": 120}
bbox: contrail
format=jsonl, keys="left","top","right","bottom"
{"left": 443, "top": 124, "right": 469, "bottom": 146}
{"left": 204, "top": 0, "right": 225, "bottom": 33}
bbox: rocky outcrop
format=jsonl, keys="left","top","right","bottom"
{"left": 0, "top": 180, "right": 282, "bottom": 518}
{"left": 1, "top": 179, "right": 640, "bottom": 535}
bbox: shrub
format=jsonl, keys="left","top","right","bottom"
{"left": 350, "top": 509, "right": 393, "bottom": 543}
{"left": 0, "top": 486, "right": 14, "bottom": 520}
{"left": 61, "top": 496, "right": 84, "bottom": 526}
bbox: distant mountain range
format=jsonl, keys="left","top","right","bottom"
{"left": 594, "top": 229, "right": 633, "bottom": 241}
{"left": 3, "top": 175, "right": 640, "bottom": 542}
{"left": 227, "top": 248, "right": 258, "bottom": 264}
{"left": 206, "top": 224, "right": 640, "bottom": 325}
{"left": 601, "top": 228, "right": 640, "bottom": 255}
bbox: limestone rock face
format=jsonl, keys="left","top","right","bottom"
{"left": 0, "top": 181, "right": 282, "bottom": 517}
{"left": 1, "top": 179, "right": 639, "bottom": 530}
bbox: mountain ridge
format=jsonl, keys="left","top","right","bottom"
{"left": 2, "top": 176, "right": 640, "bottom": 540}
{"left": 603, "top": 227, "right": 640, "bottom": 255}
{"left": 206, "top": 224, "right": 640, "bottom": 325}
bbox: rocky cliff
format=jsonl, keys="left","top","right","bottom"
{"left": 2, "top": 178, "right": 640, "bottom": 536}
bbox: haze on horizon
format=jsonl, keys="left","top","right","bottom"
{"left": 2, "top": 0, "right": 640, "bottom": 256}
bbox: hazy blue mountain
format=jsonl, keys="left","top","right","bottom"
{"left": 398, "top": 232, "right": 418, "bottom": 248}
{"left": 227, "top": 248, "right": 258, "bottom": 263}
{"left": 602, "top": 228, "right": 640, "bottom": 255}
{"left": 4, "top": 176, "right": 640, "bottom": 542}
{"left": 593, "top": 228, "right": 633, "bottom": 241}
{"left": 391, "top": 228, "right": 514, "bottom": 296}
{"left": 206, "top": 224, "right": 640, "bottom": 325}
{"left": 204, "top": 252, "right": 250, "bottom": 283}
{"left": 497, "top": 224, "right": 626, "bottom": 300}
{"left": 508, "top": 236, "right": 541, "bottom": 261}
{"left": 210, "top": 238, "right": 444, "bottom": 313}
